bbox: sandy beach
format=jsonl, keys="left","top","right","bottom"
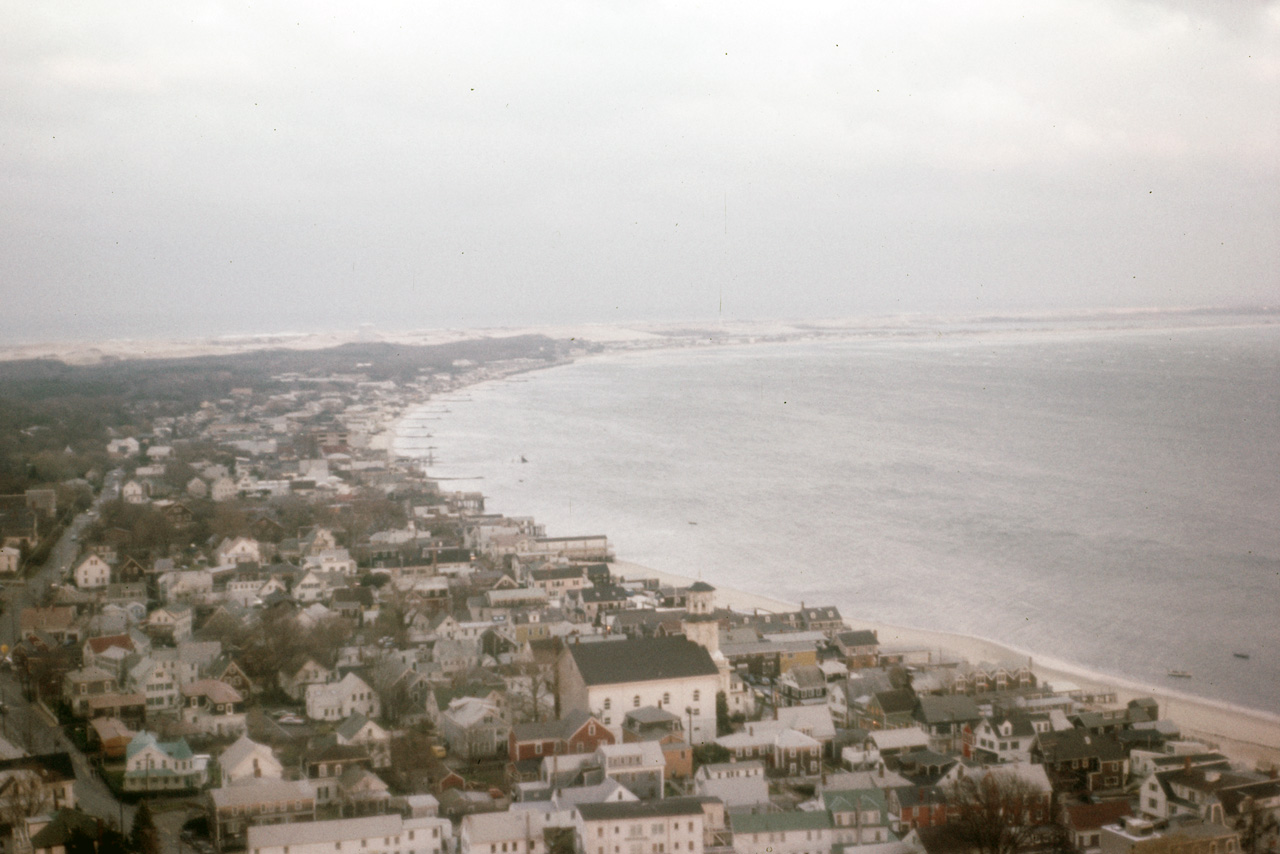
{"left": 611, "top": 559, "right": 1280, "bottom": 770}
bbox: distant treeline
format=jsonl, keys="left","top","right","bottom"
{"left": 0, "top": 334, "right": 565, "bottom": 494}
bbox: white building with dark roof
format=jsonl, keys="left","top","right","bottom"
{"left": 558, "top": 637, "right": 721, "bottom": 744}
{"left": 247, "top": 813, "right": 451, "bottom": 854}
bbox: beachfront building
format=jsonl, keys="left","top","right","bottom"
{"left": 558, "top": 636, "right": 721, "bottom": 744}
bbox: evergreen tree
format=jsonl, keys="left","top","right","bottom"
{"left": 129, "top": 801, "right": 161, "bottom": 854}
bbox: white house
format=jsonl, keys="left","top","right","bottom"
{"left": 459, "top": 809, "right": 562, "bottom": 854}
{"left": 211, "top": 476, "right": 239, "bottom": 502}
{"left": 107, "top": 437, "right": 140, "bottom": 456}
{"left": 121, "top": 480, "right": 149, "bottom": 504}
{"left": 214, "top": 536, "right": 261, "bottom": 565}
{"left": 303, "top": 548, "right": 358, "bottom": 576}
{"left": 335, "top": 713, "right": 392, "bottom": 768}
{"left": 146, "top": 604, "right": 194, "bottom": 643}
{"left": 73, "top": 554, "right": 112, "bottom": 589}
{"left": 280, "top": 658, "right": 334, "bottom": 701}
{"left": 558, "top": 637, "right": 721, "bottom": 744}
{"left": 439, "top": 697, "right": 508, "bottom": 761}
{"left": 128, "top": 656, "right": 183, "bottom": 713}
{"left": 0, "top": 546, "right": 20, "bottom": 575}
{"left": 123, "top": 732, "right": 209, "bottom": 792}
{"left": 219, "top": 735, "right": 284, "bottom": 784}
{"left": 574, "top": 798, "right": 708, "bottom": 854}
{"left": 306, "top": 672, "right": 380, "bottom": 722}
{"left": 247, "top": 813, "right": 451, "bottom": 854}
{"left": 157, "top": 569, "right": 213, "bottom": 603}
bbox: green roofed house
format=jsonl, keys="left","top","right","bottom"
{"left": 123, "top": 731, "right": 209, "bottom": 792}
{"left": 822, "top": 787, "right": 895, "bottom": 845}
{"left": 730, "top": 810, "right": 835, "bottom": 854}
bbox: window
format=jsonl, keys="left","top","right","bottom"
{"left": 692, "top": 690, "right": 700, "bottom": 702}
{"left": 663, "top": 693, "right": 670, "bottom": 705}
{"left": 604, "top": 699, "right": 611, "bottom": 710}
{"left": 634, "top": 696, "right": 641, "bottom": 707}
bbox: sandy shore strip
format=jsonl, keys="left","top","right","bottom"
{"left": 611, "top": 560, "right": 1280, "bottom": 770}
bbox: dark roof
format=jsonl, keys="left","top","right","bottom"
{"left": 687, "top": 581, "right": 715, "bottom": 592}
{"left": 837, "top": 630, "right": 879, "bottom": 648}
{"left": 915, "top": 695, "right": 980, "bottom": 724}
{"left": 567, "top": 636, "right": 718, "bottom": 686}
{"left": 0, "top": 751, "right": 76, "bottom": 783}
{"left": 531, "top": 566, "right": 586, "bottom": 581}
{"left": 29, "top": 809, "right": 107, "bottom": 848}
{"left": 1035, "top": 729, "right": 1127, "bottom": 762}
{"left": 872, "top": 689, "right": 917, "bottom": 715}
{"left": 332, "top": 587, "right": 374, "bottom": 606}
{"left": 1063, "top": 800, "right": 1133, "bottom": 830}
{"left": 577, "top": 797, "right": 707, "bottom": 821}
{"left": 511, "top": 710, "right": 596, "bottom": 743}
{"left": 800, "top": 606, "right": 842, "bottom": 622}
{"left": 891, "top": 784, "right": 947, "bottom": 807}
{"left": 303, "top": 743, "right": 370, "bottom": 765}
{"left": 579, "top": 584, "right": 630, "bottom": 604}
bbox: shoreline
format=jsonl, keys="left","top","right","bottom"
{"left": 609, "top": 560, "right": 1280, "bottom": 770}
{"left": 383, "top": 330, "right": 1280, "bottom": 770}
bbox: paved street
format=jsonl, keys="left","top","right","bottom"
{"left": 2, "top": 503, "right": 139, "bottom": 834}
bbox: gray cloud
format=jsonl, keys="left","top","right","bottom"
{"left": 2, "top": 0, "right": 1277, "bottom": 341}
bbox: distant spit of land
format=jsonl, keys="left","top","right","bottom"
{"left": 3, "top": 305, "right": 1274, "bottom": 366}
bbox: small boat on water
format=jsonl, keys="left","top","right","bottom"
{"left": 1167, "top": 670, "right": 1192, "bottom": 678}
{"left": 1233, "top": 652, "right": 1250, "bottom": 659}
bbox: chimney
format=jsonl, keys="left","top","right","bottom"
{"left": 1185, "top": 756, "right": 1192, "bottom": 771}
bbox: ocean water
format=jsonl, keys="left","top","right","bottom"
{"left": 396, "top": 319, "right": 1280, "bottom": 715}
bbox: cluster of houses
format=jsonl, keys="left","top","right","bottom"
{"left": 3, "top": 365, "right": 1276, "bottom": 854}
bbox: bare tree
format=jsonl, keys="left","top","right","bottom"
{"left": 0, "top": 771, "right": 53, "bottom": 833}
{"left": 1231, "top": 795, "right": 1280, "bottom": 854}
{"left": 505, "top": 658, "right": 556, "bottom": 724}
{"left": 946, "top": 769, "right": 1052, "bottom": 854}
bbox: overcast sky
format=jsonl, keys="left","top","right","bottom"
{"left": 3, "top": 1, "right": 1277, "bottom": 341}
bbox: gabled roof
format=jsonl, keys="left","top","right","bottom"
{"left": 566, "top": 636, "right": 718, "bottom": 686}
{"left": 836, "top": 629, "right": 879, "bottom": 647}
{"left": 126, "top": 732, "right": 193, "bottom": 761}
{"left": 181, "top": 679, "right": 243, "bottom": 704}
{"left": 86, "top": 634, "right": 135, "bottom": 655}
{"left": 872, "top": 689, "right": 917, "bottom": 715}
{"left": 916, "top": 695, "right": 980, "bottom": 724}
{"left": 1035, "top": 729, "right": 1126, "bottom": 762}
{"left": 29, "top": 810, "right": 108, "bottom": 849}
{"left": 219, "top": 734, "right": 275, "bottom": 771}
{"left": 336, "top": 712, "right": 385, "bottom": 741}
{"left": 0, "top": 752, "right": 76, "bottom": 783}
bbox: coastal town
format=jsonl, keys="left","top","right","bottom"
{"left": 0, "top": 344, "right": 1276, "bottom": 854}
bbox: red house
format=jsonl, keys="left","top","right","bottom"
{"left": 508, "top": 710, "right": 613, "bottom": 762}
{"left": 889, "top": 785, "right": 949, "bottom": 832}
